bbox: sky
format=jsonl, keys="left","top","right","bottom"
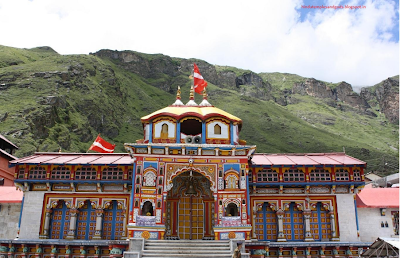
{"left": 0, "top": 0, "right": 398, "bottom": 87}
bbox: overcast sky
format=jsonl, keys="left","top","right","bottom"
{"left": 0, "top": 0, "right": 398, "bottom": 87}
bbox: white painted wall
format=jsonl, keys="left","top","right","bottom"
{"left": 207, "top": 121, "right": 228, "bottom": 139}
{"left": 19, "top": 191, "right": 45, "bottom": 239}
{"left": 154, "top": 121, "right": 175, "bottom": 138}
{"left": 336, "top": 194, "right": 359, "bottom": 242}
{"left": 0, "top": 203, "right": 21, "bottom": 239}
{"left": 144, "top": 124, "right": 150, "bottom": 141}
{"left": 358, "top": 207, "right": 398, "bottom": 242}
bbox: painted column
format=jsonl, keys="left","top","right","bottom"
{"left": 230, "top": 122, "right": 234, "bottom": 145}
{"left": 122, "top": 210, "right": 127, "bottom": 239}
{"left": 66, "top": 208, "right": 79, "bottom": 240}
{"left": 149, "top": 122, "right": 153, "bottom": 143}
{"left": 303, "top": 209, "right": 314, "bottom": 241}
{"left": 276, "top": 209, "right": 286, "bottom": 242}
{"left": 252, "top": 204, "right": 257, "bottom": 239}
{"left": 329, "top": 211, "right": 339, "bottom": 241}
{"left": 92, "top": 209, "right": 104, "bottom": 240}
{"left": 42, "top": 208, "right": 52, "bottom": 238}
{"left": 129, "top": 163, "right": 136, "bottom": 223}
{"left": 202, "top": 122, "right": 206, "bottom": 144}
{"left": 176, "top": 121, "right": 181, "bottom": 143}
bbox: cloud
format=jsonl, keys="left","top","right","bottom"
{"left": 0, "top": 0, "right": 398, "bottom": 87}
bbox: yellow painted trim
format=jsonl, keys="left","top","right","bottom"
{"left": 161, "top": 158, "right": 173, "bottom": 162}
{"left": 144, "top": 158, "right": 158, "bottom": 161}
{"left": 193, "top": 159, "right": 206, "bottom": 163}
{"left": 225, "top": 160, "right": 239, "bottom": 163}
{"left": 176, "top": 159, "right": 189, "bottom": 162}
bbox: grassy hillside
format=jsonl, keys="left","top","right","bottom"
{"left": 0, "top": 45, "right": 398, "bottom": 175}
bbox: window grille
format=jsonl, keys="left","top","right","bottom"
{"left": 51, "top": 166, "right": 71, "bottom": 180}
{"left": 310, "top": 169, "right": 331, "bottom": 181}
{"left": 248, "top": 171, "right": 252, "bottom": 182}
{"left": 17, "top": 168, "right": 25, "bottom": 179}
{"left": 75, "top": 167, "right": 97, "bottom": 180}
{"left": 102, "top": 167, "right": 124, "bottom": 180}
{"left": 284, "top": 169, "right": 305, "bottom": 182}
{"left": 28, "top": 166, "right": 47, "bottom": 179}
{"left": 127, "top": 169, "right": 133, "bottom": 180}
{"left": 353, "top": 169, "right": 361, "bottom": 181}
{"left": 257, "top": 169, "right": 278, "bottom": 182}
{"left": 335, "top": 169, "right": 349, "bottom": 181}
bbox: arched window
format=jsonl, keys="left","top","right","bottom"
{"left": 75, "top": 167, "right": 97, "bottom": 180}
{"left": 225, "top": 174, "right": 238, "bottom": 189}
{"left": 225, "top": 203, "right": 239, "bottom": 216}
{"left": 284, "top": 169, "right": 305, "bottom": 182}
{"left": 214, "top": 124, "right": 221, "bottom": 135}
{"left": 335, "top": 169, "right": 349, "bottom": 181}
{"left": 28, "top": 166, "right": 46, "bottom": 179}
{"left": 257, "top": 169, "right": 278, "bottom": 182}
{"left": 353, "top": 169, "right": 361, "bottom": 181}
{"left": 142, "top": 201, "right": 154, "bottom": 216}
{"left": 161, "top": 123, "right": 169, "bottom": 139}
{"left": 143, "top": 171, "right": 156, "bottom": 187}
{"left": 51, "top": 166, "right": 71, "bottom": 180}
{"left": 283, "top": 202, "right": 304, "bottom": 241}
{"left": 310, "top": 202, "right": 331, "bottom": 241}
{"left": 255, "top": 203, "right": 277, "bottom": 241}
{"left": 50, "top": 201, "right": 70, "bottom": 239}
{"left": 102, "top": 167, "right": 124, "bottom": 180}
{"left": 103, "top": 201, "right": 124, "bottom": 240}
{"left": 310, "top": 169, "right": 331, "bottom": 181}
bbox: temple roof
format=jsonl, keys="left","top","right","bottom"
{"left": 356, "top": 188, "right": 399, "bottom": 208}
{"left": 251, "top": 152, "right": 366, "bottom": 166}
{"left": 0, "top": 186, "right": 23, "bottom": 203}
{"left": 141, "top": 105, "right": 242, "bottom": 124}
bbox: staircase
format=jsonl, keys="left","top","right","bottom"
{"left": 141, "top": 240, "right": 232, "bottom": 258}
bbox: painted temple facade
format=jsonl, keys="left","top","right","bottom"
{"left": 2, "top": 87, "right": 371, "bottom": 257}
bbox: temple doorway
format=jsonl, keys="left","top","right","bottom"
{"left": 166, "top": 170, "right": 214, "bottom": 240}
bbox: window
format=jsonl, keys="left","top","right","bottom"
{"left": 161, "top": 123, "right": 169, "bottom": 139}
{"left": 353, "top": 169, "right": 361, "bottom": 181}
{"left": 50, "top": 166, "right": 71, "bottom": 180}
{"left": 284, "top": 169, "right": 305, "bottom": 182}
{"left": 310, "top": 169, "right": 331, "bottom": 181}
{"left": 248, "top": 171, "right": 252, "bottom": 182}
{"left": 102, "top": 167, "right": 124, "bottom": 180}
{"left": 393, "top": 211, "right": 399, "bottom": 235}
{"left": 225, "top": 203, "right": 239, "bottom": 216}
{"left": 28, "top": 166, "right": 47, "bottom": 179}
{"left": 143, "top": 171, "right": 156, "bottom": 187}
{"left": 127, "top": 169, "right": 133, "bottom": 180}
{"left": 142, "top": 201, "right": 153, "bottom": 216}
{"left": 257, "top": 169, "right": 278, "bottom": 182}
{"left": 17, "top": 168, "right": 25, "bottom": 179}
{"left": 214, "top": 124, "right": 221, "bottom": 135}
{"left": 335, "top": 169, "right": 349, "bottom": 181}
{"left": 75, "top": 167, "right": 97, "bottom": 180}
{"left": 225, "top": 174, "right": 238, "bottom": 189}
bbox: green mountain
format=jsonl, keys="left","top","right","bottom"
{"left": 0, "top": 45, "right": 398, "bottom": 175}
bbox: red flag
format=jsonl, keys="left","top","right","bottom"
{"left": 193, "top": 63, "right": 208, "bottom": 94}
{"left": 89, "top": 135, "right": 115, "bottom": 153}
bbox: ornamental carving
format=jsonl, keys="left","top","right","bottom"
{"left": 310, "top": 186, "right": 330, "bottom": 193}
{"left": 166, "top": 163, "right": 216, "bottom": 191}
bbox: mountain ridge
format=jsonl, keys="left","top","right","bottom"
{"left": 0, "top": 45, "right": 398, "bottom": 175}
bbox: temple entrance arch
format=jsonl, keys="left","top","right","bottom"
{"left": 165, "top": 170, "right": 214, "bottom": 240}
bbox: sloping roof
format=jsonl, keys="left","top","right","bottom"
{"left": 141, "top": 105, "right": 242, "bottom": 124}
{"left": 9, "top": 153, "right": 133, "bottom": 166}
{"left": 356, "top": 188, "right": 399, "bottom": 208}
{"left": 362, "top": 237, "right": 399, "bottom": 257}
{"left": 0, "top": 148, "right": 17, "bottom": 160}
{"left": 0, "top": 134, "right": 18, "bottom": 149}
{"left": 0, "top": 186, "right": 23, "bottom": 203}
{"left": 251, "top": 152, "right": 366, "bottom": 166}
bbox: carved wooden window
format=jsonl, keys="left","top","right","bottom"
{"left": 257, "top": 169, "right": 278, "bottom": 182}
{"left": 353, "top": 169, "right": 361, "bottom": 181}
{"left": 75, "top": 167, "right": 97, "bottom": 180}
{"left": 225, "top": 174, "right": 238, "bottom": 189}
{"left": 127, "top": 169, "right": 133, "bottom": 180}
{"left": 248, "top": 171, "right": 252, "bottom": 182}
{"left": 310, "top": 169, "right": 331, "bottom": 181}
{"left": 335, "top": 169, "right": 349, "bottom": 181}
{"left": 17, "top": 167, "right": 25, "bottom": 179}
{"left": 143, "top": 171, "right": 156, "bottom": 187}
{"left": 102, "top": 167, "right": 124, "bottom": 180}
{"left": 161, "top": 123, "right": 169, "bottom": 139}
{"left": 28, "top": 166, "right": 47, "bottom": 179}
{"left": 214, "top": 124, "right": 221, "bottom": 135}
{"left": 284, "top": 169, "right": 305, "bottom": 182}
{"left": 51, "top": 166, "right": 71, "bottom": 180}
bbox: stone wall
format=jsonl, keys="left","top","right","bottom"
{"left": 18, "top": 191, "right": 45, "bottom": 239}
{"left": 336, "top": 194, "right": 358, "bottom": 242}
{"left": 0, "top": 203, "right": 21, "bottom": 239}
{"left": 358, "top": 207, "right": 398, "bottom": 242}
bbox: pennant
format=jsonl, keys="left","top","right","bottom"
{"left": 89, "top": 135, "right": 115, "bottom": 153}
{"left": 193, "top": 63, "right": 208, "bottom": 94}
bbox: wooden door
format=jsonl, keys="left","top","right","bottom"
{"left": 178, "top": 196, "right": 204, "bottom": 239}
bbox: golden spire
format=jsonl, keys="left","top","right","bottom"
{"left": 176, "top": 86, "right": 181, "bottom": 100}
{"left": 203, "top": 88, "right": 207, "bottom": 99}
{"left": 189, "top": 86, "right": 194, "bottom": 100}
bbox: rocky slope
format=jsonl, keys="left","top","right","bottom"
{"left": 0, "top": 46, "right": 398, "bottom": 175}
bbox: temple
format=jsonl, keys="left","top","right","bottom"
{"left": 1, "top": 86, "right": 383, "bottom": 257}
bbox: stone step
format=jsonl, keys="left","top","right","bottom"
{"left": 142, "top": 254, "right": 231, "bottom": 258}
{"left": 145, "top": 243, "right": 230, "bottom": 247}
{"left": 145, "top": 246, "right": 230, "bottom": 250}
{"left": 143, "top": 249, "right": 230, "bottom": 254}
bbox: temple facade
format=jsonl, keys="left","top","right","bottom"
{"left": 2, "top": 87, "right": 371, "bottom": 257}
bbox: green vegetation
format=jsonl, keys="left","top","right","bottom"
{"left": 0, "top": 45, "right": 398, "bottom": 176}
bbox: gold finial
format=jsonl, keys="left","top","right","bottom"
{"left": 176, "top": 86, "right": 181, "bottom": 100}
{"left": 189, "top": 86, "right": 194, "bottom": 100}
{"left": 203, "top": 88, "right": 207, "bottom": 99}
